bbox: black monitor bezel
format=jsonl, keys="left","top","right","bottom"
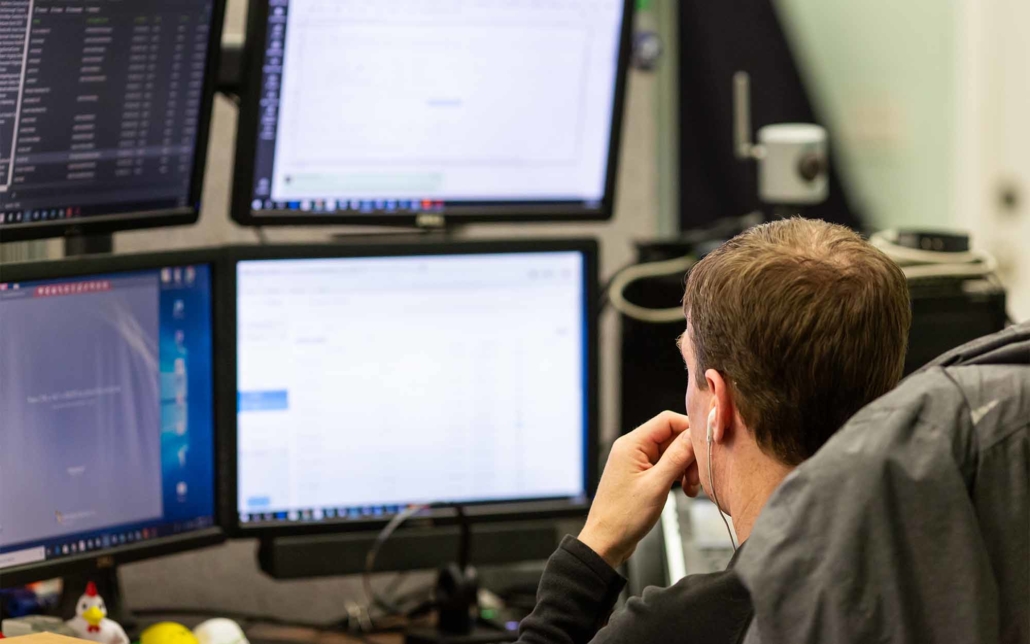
{"left": 0, "top": 249, "right": 227, "bottom": 587}
{"left": 0, "top": 0, "right": 228, "bottom": 245}
{"left": 229, "top": 0, "right": 634, "bottom": 228}
{"left": 220, "top": 238, "right": 600, "bottom": 538}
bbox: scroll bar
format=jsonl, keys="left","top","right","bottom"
{"left": 3, "top": 0, "right": 35, "bottom": 192}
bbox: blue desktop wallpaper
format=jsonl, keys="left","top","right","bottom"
{"left": 0, "top": 264, "right": 216, "bottom": 564}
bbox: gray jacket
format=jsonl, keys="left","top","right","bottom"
{"left": 736, "top": 322, "right": 1030, "bottom": 644}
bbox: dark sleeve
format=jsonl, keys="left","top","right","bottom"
{"left": 516, "top": 535, "right": 627, "bottom": 644}
{"left": 517, "top": 537, "right": 753, "bottom": 644}
{"left": 591, "top": 565, "right": 753, "bottom": 644}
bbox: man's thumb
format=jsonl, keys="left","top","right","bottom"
{"left": 650, "top": 431, "right": 696, "bottom": 484}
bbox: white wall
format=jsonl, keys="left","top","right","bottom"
{"left": 774, "top": 0, "right": 959, "bottom": 231}
{"left": 776, "top": 0, "right": 1030, "bottom": 321}
{"left": 953, "top": 0, "right": 1030, "bottom": 321}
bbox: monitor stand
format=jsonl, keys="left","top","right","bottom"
{"left": 404, "top": 509, "right": 518, "bottom": 644}
{"left": 57, "top": 568, "right": 136, "bottom": 633}
{"left": 64, "top": 234, "right": 113, "bottom": 257}
{"left": 404, "top": 563, "right": 517, "bottom": 644}
{"left": 327, "top": 214, "right": 466, "bottom": 245}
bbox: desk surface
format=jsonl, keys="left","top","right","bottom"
{"left": 6, "top": 635, "right": 91, "bottom": 644}
{"left": 247, "top": 624, "right": 401, "bottom": 644}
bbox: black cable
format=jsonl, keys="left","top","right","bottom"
{"left": 455, "top": 504, "right": 470, "bottom": 570}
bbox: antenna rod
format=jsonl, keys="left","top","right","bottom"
{"left": 733, "top": 71, "right": 753, "bottom": 159}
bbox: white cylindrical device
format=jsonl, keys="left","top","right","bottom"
{"left": 757, "top": 124, "right": 829, "bottom": 205}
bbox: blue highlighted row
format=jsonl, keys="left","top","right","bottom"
{"left": 238, "top": 390, "right": 289, "bottom": 412}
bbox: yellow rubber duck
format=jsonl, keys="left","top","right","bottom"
{"left": 141, "top": 622, "right": 200, "bottom": 644}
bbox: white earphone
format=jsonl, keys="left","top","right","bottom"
{"left": 705, "top": 406, "right": 738, "bottom": 551}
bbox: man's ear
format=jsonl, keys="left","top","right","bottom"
{"left": 704, "top": 369, "right": 734, "bottom": 444}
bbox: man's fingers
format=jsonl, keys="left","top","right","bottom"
{"left": 686, "top": 461, "right": 700, "bottom": 487}
{"left": 628, "top": 411, "right": 690, "bottom": 462}
{"left": 680, "top": 462, "right": 701, "bottom": 497}
{"left": 649, "top": 429, "right": 696, "bottom": 484}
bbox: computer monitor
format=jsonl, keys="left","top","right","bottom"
{"left": 225, "top": 240, "right": 598, "bottom": 535}
{"left": 231, "top": 0, "right": 633, "bottom": 227}
{"left": 0, "top": 0, "right": 226, "bottom": 243}
{"left": 0, "top": 251, "right": 223, "bottom": 587}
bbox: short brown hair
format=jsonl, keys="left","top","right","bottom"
{"left": 683, "top": 218, "right": 911, "bottom": 465}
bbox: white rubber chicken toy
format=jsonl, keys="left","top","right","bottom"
{"left": 66, "top": 582, "right": 130, "bottom": 644}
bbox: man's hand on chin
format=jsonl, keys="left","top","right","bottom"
{"left": 578, "top": 411, "right": 701, "bottom": 569}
